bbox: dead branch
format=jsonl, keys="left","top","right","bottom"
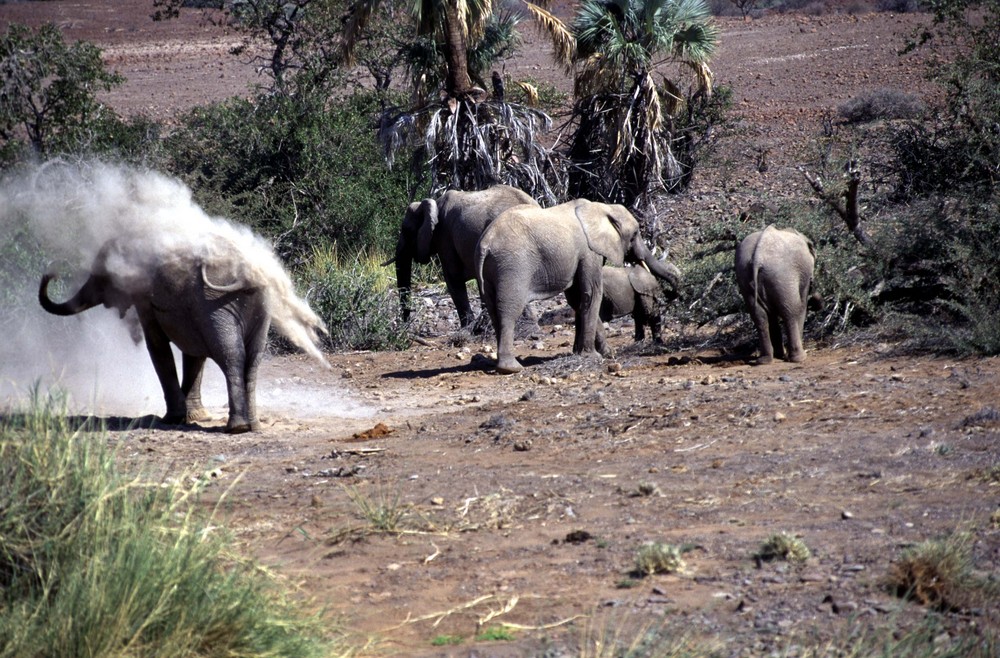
{"left": 801, "top": 162, "right": 872, "bottom": 246}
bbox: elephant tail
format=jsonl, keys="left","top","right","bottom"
{"left": 750, "top": 225, "right": 777, "bottom": 310}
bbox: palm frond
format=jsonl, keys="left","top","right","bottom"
{"left": 340, "top": 0, "right": 380, "bottom": 66}
{"left": 524, "top": 2, "right": 576, "bottom": 70}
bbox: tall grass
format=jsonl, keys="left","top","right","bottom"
{"left": 0, "top": 390, "right": 349, "bottom": 658}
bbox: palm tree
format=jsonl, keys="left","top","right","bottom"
{"left": 343, "top": 0, "right": 563, "bottom": 199}
{"left": 528, "top": 0, "right": 717, "bottom": 213}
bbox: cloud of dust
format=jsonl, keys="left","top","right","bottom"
{"left": 0, "top": 159, "right": 368, "bottom": 421}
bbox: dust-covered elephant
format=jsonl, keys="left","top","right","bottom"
{"left": 734, "top": 224, "right": 817, "bottom": 364}
{"left": 39, "top": 232, "right": 327, "bottom": 433}
{"left": 392, "top": 185, "right": 538, "bottom": 328}
{"left": 476, "top": 199, "right": 681, "bottom": 374}
{"left": 600, "top": 264, "right": 676, "bottom": 343}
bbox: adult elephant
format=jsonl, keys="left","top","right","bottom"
{"left": 392, "top": 185, "right": 538, "bottom": 328}
{"left": 39, "top": 232, "right": 327, "bottom": 433}
{"left": 734, "top": 224, "right": 818, "bottom": 364}
{"left": 600, "top": 264, "right": 676, "bottom": 344}
{"left": 476, "top": 199, "right": 681, "bottom": 374}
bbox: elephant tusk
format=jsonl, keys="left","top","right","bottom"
{"left": 639, "top": 261, "right": 651, "bottom": 274}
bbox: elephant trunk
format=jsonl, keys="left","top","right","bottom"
{"left": 394, "top": 241, "right": 414, "bottom": 323}
{"left": 39, "top": 273, "right": 98, "bottom": 316}
{"left": 635, "top": 241, "right": 681, "bottom": 298}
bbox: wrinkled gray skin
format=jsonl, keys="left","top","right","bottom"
{"left": 39, "top": 235, "right": 271, "bottom": 433}
{"left": 600, "top": 264, "right": 676, "bottom": 343}
{"left": 735, "top": 225, "right": 816, "bottom": 364}
{"left": 394, "top": 185, "right": 538, "bottom": 328}
{"left": 476, "top": 199, "right": 682, "bottom": 374}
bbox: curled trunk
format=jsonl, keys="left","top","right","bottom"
{"left": 38, "top": 273, "right": 97, "bottom": 316}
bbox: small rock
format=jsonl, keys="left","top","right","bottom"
{"left": 430, "top": 497, "right": 445, "bottom": 506}
{"left": 841, "top": 510, "right": 854, "bottom": 520}
{"left": 773, "top": 411, "right": 786, "bottom": 422}
{"left": 513, "top": 439, "right": 533, "bottom": 452}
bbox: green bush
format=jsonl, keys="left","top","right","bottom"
{"left": 165, "top": 89, "right": 413, "bottom": 269}
{"left": 299, "top": 245, "right": 411, "bottom": 351}
{"left": 0, "top": 391, "right": 345, "bottom": 657}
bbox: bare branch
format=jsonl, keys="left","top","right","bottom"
{"left": 800, "top": 164, "right": 872, "bottom": 246}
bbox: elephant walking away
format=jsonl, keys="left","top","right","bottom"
{"left": 734, "top": 224, "right": 817, "bottom": 364}
{"left": 39, "top": 232, "right": 327, "bottom": 433}
{"left": 476, "top": 199, "right": 681, "bottom": 374}
{"left": 392, "top": 185, "right": 538, "bottom": 328}
{"left": 600, "top": 264, "right": 677, "bottom": 343}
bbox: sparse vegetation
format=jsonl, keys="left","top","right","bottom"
{"left": 0, "top": 392, "right": 343, "bottom": 657}
{"left": 838, "top": 87, "right": 925, "bottom": 124}
{"left": 887, "top": 530, "right": 997, "bottom": 612}
{"left": 475, "top": 625, "right": 516, "bottom": 642}
{"left": 634, "top": 542, "right": 686, "bottom": 576}
{"left": 755, "top": 531, "right": 811, "bottom": 563}
{"left": 344, "top": 481, "right": 408, "bottom": 533}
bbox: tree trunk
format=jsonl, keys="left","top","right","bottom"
{"left": 441, "top": 2, "right": 472, "bottom": 98}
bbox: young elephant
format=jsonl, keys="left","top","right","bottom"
{"left": 599, "top": 265, "right": 674, "bottom": 343}
{"left": 734, "top": 225, "right": 816, "bottom": 364}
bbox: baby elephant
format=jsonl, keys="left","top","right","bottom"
{"left": 600, "top": 265, "right": 671, "bottom": 343}
{"left": 735, "top": 225, "right": 816, "bottom": 364}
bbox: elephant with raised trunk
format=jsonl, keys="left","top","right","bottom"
{"left": 39, "top": 232, "right": 327, "bottom": 433}
{"left": 735, "top": 225, "right": 819, "bottom": 364}
{"left": 476, "top": 199, "right": 681, "bottom": 374}
{"left": 392, "top": 185, "right": 537, "bottom": 328}
{"left": 600, "top": 264, "right": 677, "bottom": 344}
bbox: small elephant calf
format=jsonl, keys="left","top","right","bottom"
{"left": 735, "top": 225, "right": 817, "bottom": 364}
{"left": 600, "top": 265, "right": 671, "bottom": 343}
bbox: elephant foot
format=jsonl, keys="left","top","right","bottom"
{"left": 226, "top": 417, "right": 261, "bottom": 434}
{"left": 186, "top": 407, "right": 211, "bottom": 423}
{"left": 160, "top": 411, "right": 187, "bottom": 425}
{"left": 495, "top": 356, "right": 524, "bottom": 375}
{"left": 788, "top": 351, "right": 806, "bottom": 363}
{"left": 752, "top": 355, "right": 774, "bottom": 366}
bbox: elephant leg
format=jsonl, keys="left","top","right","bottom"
{"left": 484, "top": 277, "right": 527, "bottom": 375}
{"left": 181, "top": 354, "right": 211, "bottom": 422}
{"left": 446, "top": 277, "right": 475, "bottom": 329}
{"left": 747, "top": 298, "right": 774, "bottom": 365}
{"left": 569, "top": 264, "right": 603, "bottom": 356}
{"left": 219, "top": 355, "right": 253, "bottom": 434}
{"left": 786, "top": 307, "right": 807, "bottom": 363}
{"left": 141, "top": 321, "right": 186, "bottom": 424}
{"left": 768, "top": 311, "right": 786, "bottom": 361}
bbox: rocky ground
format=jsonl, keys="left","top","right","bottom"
{"left": 1, "top": 2, "right": 998, "bottom": 656}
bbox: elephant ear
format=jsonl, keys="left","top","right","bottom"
{"left": 415, "top": 198, "right": 439, "bottom": 263}
{"left": 575, "top": 201, "right": 637, "bottom": 267}
{"left": 628, "top": 265, "right": 660, "bottom": 297}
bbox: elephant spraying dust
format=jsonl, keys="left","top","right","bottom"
{"left": 600, "top": 264, "right": 677, "bottom": 344}
{"left": 39, "top": 230, "right": 328, "bottom": 433}
{"left": 391, "top": 185, "right": 538, "bottom": 328}
{"left": 476, "top": 199, "right": 681, "bottom": 374}
{"left": 734, "top": 225, "right": 819, "bottom": 364}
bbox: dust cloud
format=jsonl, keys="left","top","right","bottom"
{"left": 0, "top": 159, "right": 373, "bottom": 422}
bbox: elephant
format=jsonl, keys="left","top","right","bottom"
{"left": 475, "top": 199, "right": 681, "bottom": 374}
{"left": 39, "top": 232, "right": 327, "bottom": 433}
{"left": 392, "top": 185, "right": 538, "bottom": 328}
{"left": 600, "top": 264, "right": 676, "bottom": 343}
{"left": 734, "top": 224, "right": 817, "bottom": 364}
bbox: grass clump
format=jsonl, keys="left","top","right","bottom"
{"left": 887, "top": 530, "right": 996, "bottom": 612}
{"left": 430, "top": 634, "right": 464, "bottom": 646}
{"left": 755, "top": 531, "right": 811, "bottom": 564}
{"left": 344, "top": 482, "right": 408, "bottom": 534}
{"left": 476, "top": 626, "right": 516, "bottom": 642}
{"left": 0, "top": 391, "right": 344, "bottom": 657}
{"left": 634, "top": 542, "right": 686, "bottom": 576}
{"left": 300, "top": 245, "right": 411, "bottom": 352}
